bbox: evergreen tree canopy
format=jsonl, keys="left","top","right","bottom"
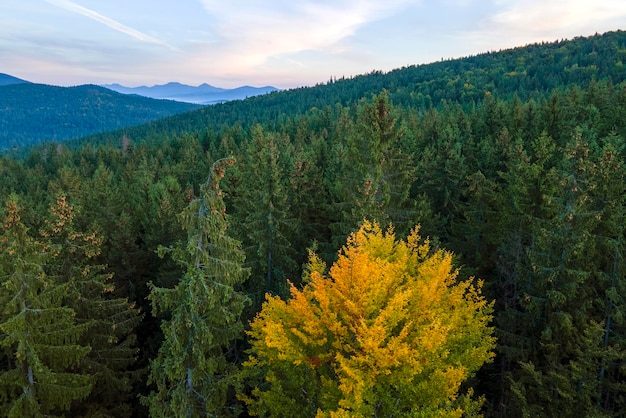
{"left": 0, "top": 195, "right": 92, "bottom": 417}
{"left": 145, "top": 158, "right": 250, "bottom": 417}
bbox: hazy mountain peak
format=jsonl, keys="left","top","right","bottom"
{"left": 101, "top": 81, "right": 280, "bottom": 104}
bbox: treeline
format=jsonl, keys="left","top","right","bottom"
{"left": 78, "top": 30, "right": 626, "bottom": 149}
{"left": 0, "top": 76, "right": 624, "bottom": 416}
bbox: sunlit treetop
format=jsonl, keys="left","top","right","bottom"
{"left": 244, "top": 220, "right": 496, "bottom": 417}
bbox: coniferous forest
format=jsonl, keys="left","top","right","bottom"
{"left": 1, "top": 31, "right": 626, "bottom": 417}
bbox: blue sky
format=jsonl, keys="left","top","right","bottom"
{"left": 2, "top": 0, "right": 625, "bottom": 89}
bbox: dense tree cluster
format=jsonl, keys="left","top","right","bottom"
{"left": 0, "top": 31, "right": 625, "bottom": 416}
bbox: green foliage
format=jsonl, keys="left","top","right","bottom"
{"left": 0, "top": 195, "right": 92, "bottom": 416}
{"left": 0, "top": 30, "right": 624, "bottom": 417}
{"left": 329, "top": 91, "right": 415, "bottom": 242}
{"left": 230, "top": 126, "right": 299, "bottom": 305}
{"left": 41, "top": 194, "right": 141, "bottom": 417}
{"left": 75, "top": 31, "right": 626, "bottom": 151}
{"left": 145, "top": 159, "right": 250, "bottom": 417}
{"left": 0, "top": 83, "right": 199, "bottom": 150}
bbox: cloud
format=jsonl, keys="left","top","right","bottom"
{"left": 465, "top": 0, "right": 626, "bottom": 49}
{"left": 195, "top": 0, "right": 415, "bottom": 70}
{"left": 489, "top": 0, "right": 626, "bottom": 31}
{"left": 10, "top": 0, "right": 623, "bottom": 89}
{"left": 44, "top": 0, "right": 180, "bottom": 51}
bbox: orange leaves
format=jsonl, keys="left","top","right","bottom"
{"left": 2, "top": 196, "right": 21, "bottom": 229}
{"left": 245, "top": 221, "right": 495, "bottom": 416}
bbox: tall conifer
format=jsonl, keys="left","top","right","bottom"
{"left": 331, "top": 91, "right": 414, "bottom": 242}
{"left": 232, "top": 126, "right": 298, "bottom": 303}
{"left": 145, "top": 158, "right": 250, "bottom": 417}
{"left": 0, "top": 195, "right": 92, "bottom": 417}
{"left": 590, "top": 132, "right": 626, "bottom": 413}
{"left": 41, "top": 194, "right": 141, "bottom": 417}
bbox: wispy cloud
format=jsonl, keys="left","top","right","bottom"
{"left": 44, "top": 0, "right": 180, "bottom": 51}
{"left": 489, "top": 0, "right": 625, "bottom": 31}
{"left": 6, "top": 0, "right": 623, "bottom": 88}
{"left": 464, "top": 0, "right": 626, "bottom": 49}
{"left": 195, "top": 0, "right": 415, "bottom": 71}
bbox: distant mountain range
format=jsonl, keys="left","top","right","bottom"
{"left": 0, "top": 73, "right": 200, "bottom": 150}
{"left": 102, "top": 82, "right": 280, "bottom": 104}
{"left": 0, "top": 73, "right": 279, "bottom": 150}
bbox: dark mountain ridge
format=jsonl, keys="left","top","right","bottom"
{"left": 0, "top": 82, "right": 200, "bottom": 149}
{"left": 0, "top": 73, "right": 30, "bottom": 86}
{"left": 4, "top": 30, "right": 625, "bottom": 152}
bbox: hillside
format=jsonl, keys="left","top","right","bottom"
{"left": 0, "top": 29, "right": 625, "bottom": 417}
{"left": 0, "top": 82, "right": 200, "bottom": 149}
{"left": 81, "top": 30, "right": 626, "bottom": 147}
{"left": 0, "top": 73, "right": 29, "bottom": 86}
{"left": 102, "top": 82, "right": 280, "bottom": 104}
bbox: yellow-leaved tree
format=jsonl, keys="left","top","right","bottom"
{"left": 242, "top": 221, "right": 495, "bottom": 417}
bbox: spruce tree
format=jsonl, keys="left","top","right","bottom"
{"left": 232, "top": 126, "right": 298, "bottom": 303}
{"left": 41, "top": 194, "right": 141, "bottom": 417}
{"left": 0, "top": 195, "right": 92, "bottom": 417}
{"left": 413, "top": 120, "right": 468, "bottom": 241}
{"left": 330, "top": 91, "right": 414, "bottom": 242}
{"left": 145, "top": 158, "right": 250, "bottom": 417}
{"left": 503, "top": 131, "right": 614, "bottom": 416}
{"left": 492, "top": 130, "right": 558, "bottom": 412}
{"left": 590, "top": 132, "right": 626, "bottom": 414}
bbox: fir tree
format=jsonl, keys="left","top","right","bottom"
{"left": 589, "top": 132, "right": 626, "bottom": 414}
{"left": 330, "top": 91, "right": 414, "bottom": 242}
{"left": 0, "top": 195, "right": 92, "bottom": 417}
{"left": 145, "top": 158, "right": 250, "bottom": 417}
{"left": 232, "top": 126, "right": 298, "bottom": 304}
{"left": 41, "top": 194, "right": 141, "bottom": 417}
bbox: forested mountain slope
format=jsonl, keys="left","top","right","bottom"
{"left": 0, "top": 73, "right": 29, "bottom": 86}
{"left": 0, "top": 30, "right": 625, "bottom": 417}
{"left": 0, "top": 82, "right": 200, "bottom": 149}
{"left": 80, "top": 30, "right": 626, "bottom": 148}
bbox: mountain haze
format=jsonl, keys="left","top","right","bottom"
{"left": 102, "top": 82, "right": 280, "bottom": 104}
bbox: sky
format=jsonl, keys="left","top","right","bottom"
{"left": 2, "top": 0, "right": 625, "bottom": 89}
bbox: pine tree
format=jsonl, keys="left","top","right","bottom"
{"left": 0, "top": 195, "right": 92, "bottom": 417}
{"left": 417, "top": 127, "right": 468, "bottom": 230}
{"left": 287, "top": 138, "right": 333, "bottom": 274}
{"left": 504, "top": 131, "right": 608, "bottom": 416}
{"left": 492, "top": 130, "right": 559, "bottom": 411}
{"left": 83, "top": 162, "right": 141, "bottom": 302}
{"left": 590, "top": 132, "right": 626, "bottom": 414}
{"left": 450, "top": 169, "right": 500, "bottom": 271}
{"left": 145, "top": 158, "right": 250, "bottom": 417}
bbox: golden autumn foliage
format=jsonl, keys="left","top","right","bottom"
{"left": 243, "top": 221, "right": 495, "bottom": 417}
